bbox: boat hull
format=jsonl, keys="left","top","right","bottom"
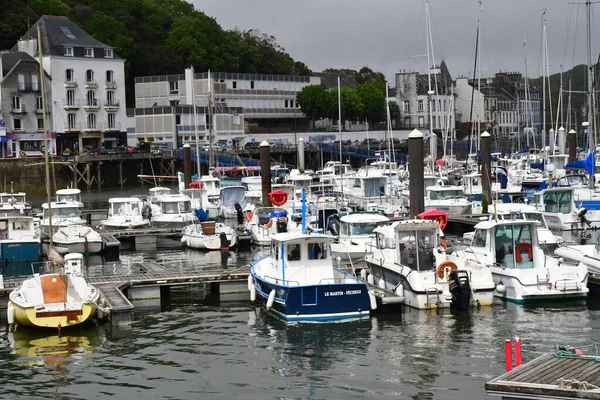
{"left": 52, "top": 241, "right": 102, "bottom": 255}
{"left": 251, "top": 269, "right": 370, "bottom": 322}
{"left": 0, "top": 242, "right": 40, "bottom": 262}
{"left": 491, "top": 270, "right": 588, "bottom": 304}
{"left": 10, "top": 301, "right": 97, "bottom": 328}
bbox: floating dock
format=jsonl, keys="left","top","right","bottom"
{"left": 486, "top": 352, "right": 600, "bottom": 399}
{"left": 0, "top": 263, "right": 250, "bottom": 326}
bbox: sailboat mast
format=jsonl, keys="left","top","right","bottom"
{"left": 477, "top": 0, "right": 482, "bottom": 151}
{"left": 542, "top": 11, "right": 547, "bottom": 150}
{"left": 337, "top": 77, "right": 343, "bottom": 199}
{"left": 208, "top": 70, "right": 214, "bottom": 171}
{"left": 192, "top": 67, "right": 201, "bottom": 180}
{"left": 425, "top": 0, "right": 435, "bottom": 172}
{"left": 587, "top": 0, "right": 595, "bottom": 152}
{"left": 37, "top": 25, "right": 53, "bottom": 248}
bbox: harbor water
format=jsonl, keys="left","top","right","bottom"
{"left": 1, "top": 187, "right": 598, "bottom": 399}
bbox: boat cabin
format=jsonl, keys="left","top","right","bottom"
{"left": 56, "top": 188, "right": 83, "bottom": 206}
{"left": 108, "top": 197, "right": 142, "bottom": 217}
{"left": 554, "top": 174, "right": 588, "bottom": 188}
{"left": 327, "top": 212, "right": 391, "bottom": 236}
{"left": 149, "top": 187, "right": 172, "bottom": 203}
{"left": 0, "top": 215, "right": 37, "bottom": 241}
{"left": 532, "top": 187, "right": 575, "bottom": 214}
{"left": 468, "top": 220, "right": 543, "bottom": 269}
{"left": 42, "top": 202, "right": 81, "bottom": 220}
{"left": 347, "top": 175, "right": 387, "bottom": 198}
{"left": 159, "top": 194, "right": 192, "bottom": 215}
{"left": 426, "top": 186, "right": 466, "bottom": 201}
{"left": 269, "top": 233, "right": 333, "bottom": 285}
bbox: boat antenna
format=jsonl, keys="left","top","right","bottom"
{"left": 37, "top": 24, "right": 53, "bottom": 249}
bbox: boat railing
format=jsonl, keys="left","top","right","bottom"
{"left": 35, "top": 261, "right": 52, "bottom": 275}
{"left": 264, "top": 275, "right": 300, "bottom": 287}
{"left": 319, "top": 276, "right": 360, "bottom": 284}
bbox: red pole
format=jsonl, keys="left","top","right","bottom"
{"left": 505, "top": 339, "right": 512, "bottom": 372}
{"left": 514, "top": 336, "right": 522, "bottom": 367}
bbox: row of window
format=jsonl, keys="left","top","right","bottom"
{"left": 65, "top": 90, "right": 117, "bottom": 106}
{"left": 402, "top": 115, "right": 452, "bottom": 129}
{"left": 12, "top": 96, "right": 43, "bottom": 112}
{"left": 66, "top": 69, "right": 115, "bottom": 84}
{"left": 64, "top": 47, "right": 113, "bottom": 58}
{"left": 406, "top": 98, "right": 450, "bottom": 113}
{"left": 11, "top": 113, "right": 118, "bottom": 132}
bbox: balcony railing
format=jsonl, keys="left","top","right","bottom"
{"left": 11, "top": 104, "right": 26, "bottom": 114}
{"left": 64, "top": 123, "right": 81, "bottom": 132}
{"left": 105, "top": 80, "right": 117, "bottom": 89}
{"left": 17, "top": 83, "right": 40, "bottom": 91}
{"left": 83, "top": 99, "right": 101, "bottom": 110}
{"left": 63, "top": 99, "right": 81, "bottom": 109}
{"left": 64, "top": 79, "right": 77, "bottom": 88}
{"left": 104, "top": 100, "right": 120, "bottom": 108}
{"left": 84, "top": 80, "right": 98, "bottom": 89}
{"left": 105, "top": 122, "right": 122, "bottom": 131}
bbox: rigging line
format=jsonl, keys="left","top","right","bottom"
{"left": 562, "top": 1, "right": 576, "bottom": 67}
{"left": 572, "top": 4, "right": 581, "bottom": 69}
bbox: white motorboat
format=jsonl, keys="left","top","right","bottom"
{"left": 0, "top": 192, "right": 32, "bottom": 215}
{"left": 326, "top": 211, "right": 392, "bottom": 263}
{"left": 247, "top": 207, "right": 301, "bottom": 246}
{"left": 181, "top": 220, "right": 237, "bottom": 250}
{"left": 8, "top": 252, "right": 100, "bottom": 329}
{"left": 150, "top": 193, "right": 195, "bottom": 228}
{"left": 454, "top": 219, "right": 588, "bottom": 304}
{"left": 365, "top": 219, "right": 496, "bottom": 309}
{"left": 219, "top": 186, "right": 248, "bottom": 219}
{"left": 0, "top": 215, "right": 40, "bottom": 262}
{"left": 99, "top": 197, "right": 151, "bottom": 230}
{"left": 55, "top": 188, "right": 84, "bottom": 209}
{"left": 52, "top": 225, "right": 103, "bottom": 255}
{"left": 40, "top": 202, "right": 86, "bottom": 234}
{"left": 425, "top": 186, "right": 474, "bottom": 216}
{"left": 240, "top": 176, "right": 262, "bottom": 205}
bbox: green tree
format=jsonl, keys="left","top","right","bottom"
{"left": 330, "top": 88, "right": 364, "bottom": 130}
{"left": 296, "top": 85, "right": 331, "bottom": 130}
{"left": 357, "top": 83, "right": 386, "bottom": 126}
{"left": 388, "top": 101, "right": 401, "bottom": 128}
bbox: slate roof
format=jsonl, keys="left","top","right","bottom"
{"left": 313, "top": 72, "right": 359, "bottom": 90}
{"left": 0, "top": 52, "right": 35, "bottom": 78}
{"left": 13, "top": 15, "right": 121, "bottom": 59}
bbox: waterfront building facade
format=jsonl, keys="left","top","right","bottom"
{"left": 14, "top": 15, "right": 127, "bottom": 153}
{"left": 395, "top": 61, "right": 455, "bottom": 134}
{"left": 0, "top": 52, "right": 54, "bottom": 157}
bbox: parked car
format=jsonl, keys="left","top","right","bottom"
{"left": 362, "top": 138, "right": 379, "bottom": 147}
{"left": 244, "top": 142, "right": 259, "bottom": 150}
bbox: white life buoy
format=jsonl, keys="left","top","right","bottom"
{"left": 250, "top": 283, "right": 256, "bottom": 303}
{"left": 7, "top": 302, "right": 14, "bottom": 325}
{"left": 266, "top": 289, "right": 276, "bottom": 310}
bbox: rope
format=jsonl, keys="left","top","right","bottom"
{"left": 554, "top": 342, "right": 600, "bottom": 361}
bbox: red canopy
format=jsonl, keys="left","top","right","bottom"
{"left": 418, "top": 209, "right": 449, "bottom": 230}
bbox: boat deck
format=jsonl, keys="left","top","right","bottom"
{"left": 486, "top": 353, "right": 600, "bottom": 399}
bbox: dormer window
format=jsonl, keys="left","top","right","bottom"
{"left": 84, "top": 48, "right": 93, "bottom": 57}
{"left": 104, "top": 49, "right": 113, "bottom": 58}
{"left": 64, "top": 47, "right": 73, "bottom": 57}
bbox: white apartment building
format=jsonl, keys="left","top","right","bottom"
{"left": 14, "top": 15, "right": 127, "bottom": 152}
{"left": 132, "top": 70, "right": 321, "bottom": 148}
{"left": 0, "top": 52, "right": 54, "bottom": 157}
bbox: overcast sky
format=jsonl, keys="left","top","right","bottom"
{"left": 194, "top": 0, "right": 599, "bottom": 83}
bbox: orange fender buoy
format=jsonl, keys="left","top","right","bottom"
{"left": 515, "top": 243, "right": 533, "bottom": 262}
{"left": 437, "top": 261, "right": 458, "bottom": 279}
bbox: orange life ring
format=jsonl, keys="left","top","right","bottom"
{"left": 515, "top": 243, "right": 533, "bottom": 262}
{"left": 265, "top": 219, "right": 273, "bottom": 228}
{"left": 440, "top": 237, "right": 447, "bottom": 248}
{"left": 437, "top": 261, "right": 458, "bottom": 279}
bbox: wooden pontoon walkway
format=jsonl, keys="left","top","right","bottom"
{"left": 486, "top": 353, "right": 600, "bottom": 399}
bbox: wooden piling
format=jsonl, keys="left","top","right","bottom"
{"left": 408, "top": 129, "right": 424, "bottom": 218}
{"left": 183, "top": 143, "right": 191, "bottom": 189}
{"left": 480, "top": 131, "right": 492, "bottom": 212}
{"left": 568, "top": 129, "right": 577, "bottom": 163}
{"left": 260, "top": 141, "right": 272, "bottom": 206}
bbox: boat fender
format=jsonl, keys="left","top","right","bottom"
{"left": 181, "top": 236, "right": 187, "bottom": 244}
{"left": 378, "top": 278, "right": 386, "bottom": 290}
{"left": 395, "top": 284, "right": 404, "bottom": 298}
{"left": 97, "top": 308, "right": 104, "bottom": 320}
{"left": 266, "top": 289, "right": 276, "bottom": 310}
{"left": 360, "top": 269, "right": 368, "bottom": 281}
{"left": 250, "top": 283, "right": 256, "bottom": 303}
{"left": 496, "top": 281, "right": 506, "bottom": 294}
{"left": 367, "top": 274, "right": 374, "bottom": 285}
{"left": 247, "top": 275, "right": 254, "bottom": 291}
{"left": 437, "top": 261, "right": 458, "bottom": 280}
{"left": 7, "top": 302, "right": 14, "bottom": 326}
{"left": 369, "top": 291, "right": 377, "bottom": 310}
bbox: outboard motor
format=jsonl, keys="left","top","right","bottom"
{"left": 234, "top": 202, "right": 243, "bottom": 225}
{"left": 449, "top": 270, "right": 471, "bottom": 310}
{"left": 276, "top": 219, "right": 288, "bottom": 233}
{"left": 220, "top": 232, "right": 229, "bottom": 250}
{"left": 578, "top": 208, "right": 591, "bottom": 239}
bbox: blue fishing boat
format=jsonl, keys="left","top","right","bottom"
{"left": 249, "top": 232, "right": 375, "bottom": 322}
{"left": 0, "top": 215, "right": 41, "bottom": 263}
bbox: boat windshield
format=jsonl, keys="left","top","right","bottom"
{"left": 162, "top": 201, "right": 191, "bottom": 214}
{"left": 398, "top": 229, "right": 435, "bottom": 271}
{"left": 523, "top": 212, "right": 547, "bottom": 229}
{"left": 543, "top": 190, "right": 572, "bottom": 213}
{"left": 494, "top": 224, "right": 534, "bottom": 270}
{"left": 57, "top": 194, "right": 80, "bottom": 203}
{"left": 363, "top": 178, "right": 385, "bottom": 197}
{"left": 343, "top": 221, "right": 387, "bottom": 236}
{"left": 429, "top": 189, "right": 465, "bottom": 200}
{"left": 44, "top": 207, "right": 79, "bottom": 218}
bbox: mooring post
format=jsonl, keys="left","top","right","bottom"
{"left": 298, "top": 138, "right": 305, "bottom": 173}
{"left": 183, "top": 143, "right": 191, "bottom": 189}
{"left": 409, "top": 129, "right": 424, "bottom": 218}
{"left": 480, "top": 131, "right": 492, "bottom": 213}
{"left": 568, "top": 129, "right": 577, "bottom": 163}
{"left": 558, "top": 126, "right": 566, "bottom": 154}
{"left": 260, "top": 141, "right": 272, "bottom": 206}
